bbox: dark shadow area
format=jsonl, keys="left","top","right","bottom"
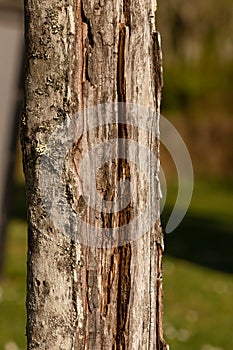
{"left": 9, "top": 182, "right": 26, "bottom": 221}
{"left": 162, "top": 208, "right": 233, "bottom": 274}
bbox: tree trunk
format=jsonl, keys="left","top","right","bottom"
{"left": 22, "top": 0, "right": 168, "bottom": 349}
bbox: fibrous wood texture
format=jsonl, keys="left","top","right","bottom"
{"left": 22, "top": 0, "right": 168, "bottom": 349}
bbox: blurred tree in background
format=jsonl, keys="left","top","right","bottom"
{"left": 158, "top": 0, "right": 233, "bottom": 181}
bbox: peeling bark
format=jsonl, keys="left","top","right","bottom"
{"left": 22, "top": 0, "right": 168, "bottom": 349}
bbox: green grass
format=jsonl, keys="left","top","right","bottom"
{"left": 0, "top": 181, "right": 232, "bottom": 349}
{"left": 163, "top": 257, "right": 233, "bottom": 350}
{"left": 0, "top": 220, "right": 27, "bottom": 350}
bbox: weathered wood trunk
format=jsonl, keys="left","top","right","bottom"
{"left": 22, "top": 0, "right": 168, "bottom": 349}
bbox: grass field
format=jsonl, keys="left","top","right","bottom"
{"left": 163, "top": 258, "right": 233, "bottom": 350}
{"left": 0, "top": 220, "right": 27, "bottom": 350}
{"left": 0, "top": 180, "right": 232, "bottom": 350}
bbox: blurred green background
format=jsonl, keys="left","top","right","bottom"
{"left": 0, "top": 0, "right": 233, "bottom": 349}
{"left": 158, "top": 1, "right": 233, "bottom": 349}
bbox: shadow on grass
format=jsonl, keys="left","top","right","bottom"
{"left": 162, "top": 207, "right": 233, "bottom": 274}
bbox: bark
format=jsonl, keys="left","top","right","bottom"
{"left": 22, "top": 0, "right": 168, "bottom": 349}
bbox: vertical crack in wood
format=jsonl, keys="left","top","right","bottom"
{"left": 80, "top": 2, "right": 94, "bottom": 86}
{"left": 115, "top": 5, "right": 132, "bottom": 347}
{"left": 115, "top": 244, "right": 131, "bottom": 349}
{"left": 80, "top": 5, "right": 94, "bottom": 48}
{"left": 123, "top": 0, "right": 131, "bottom": 30}
{"left": 105, "top": 252, "right": 115, "bottom": 317}
{"left": 74, "top": 0, "right": 94, "bottom": 110}
{"left": 117, "top": 23, "right": 126, "bottom": 103}
{"left": 152, "top": 31, "right": 163, "bottom": 111}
